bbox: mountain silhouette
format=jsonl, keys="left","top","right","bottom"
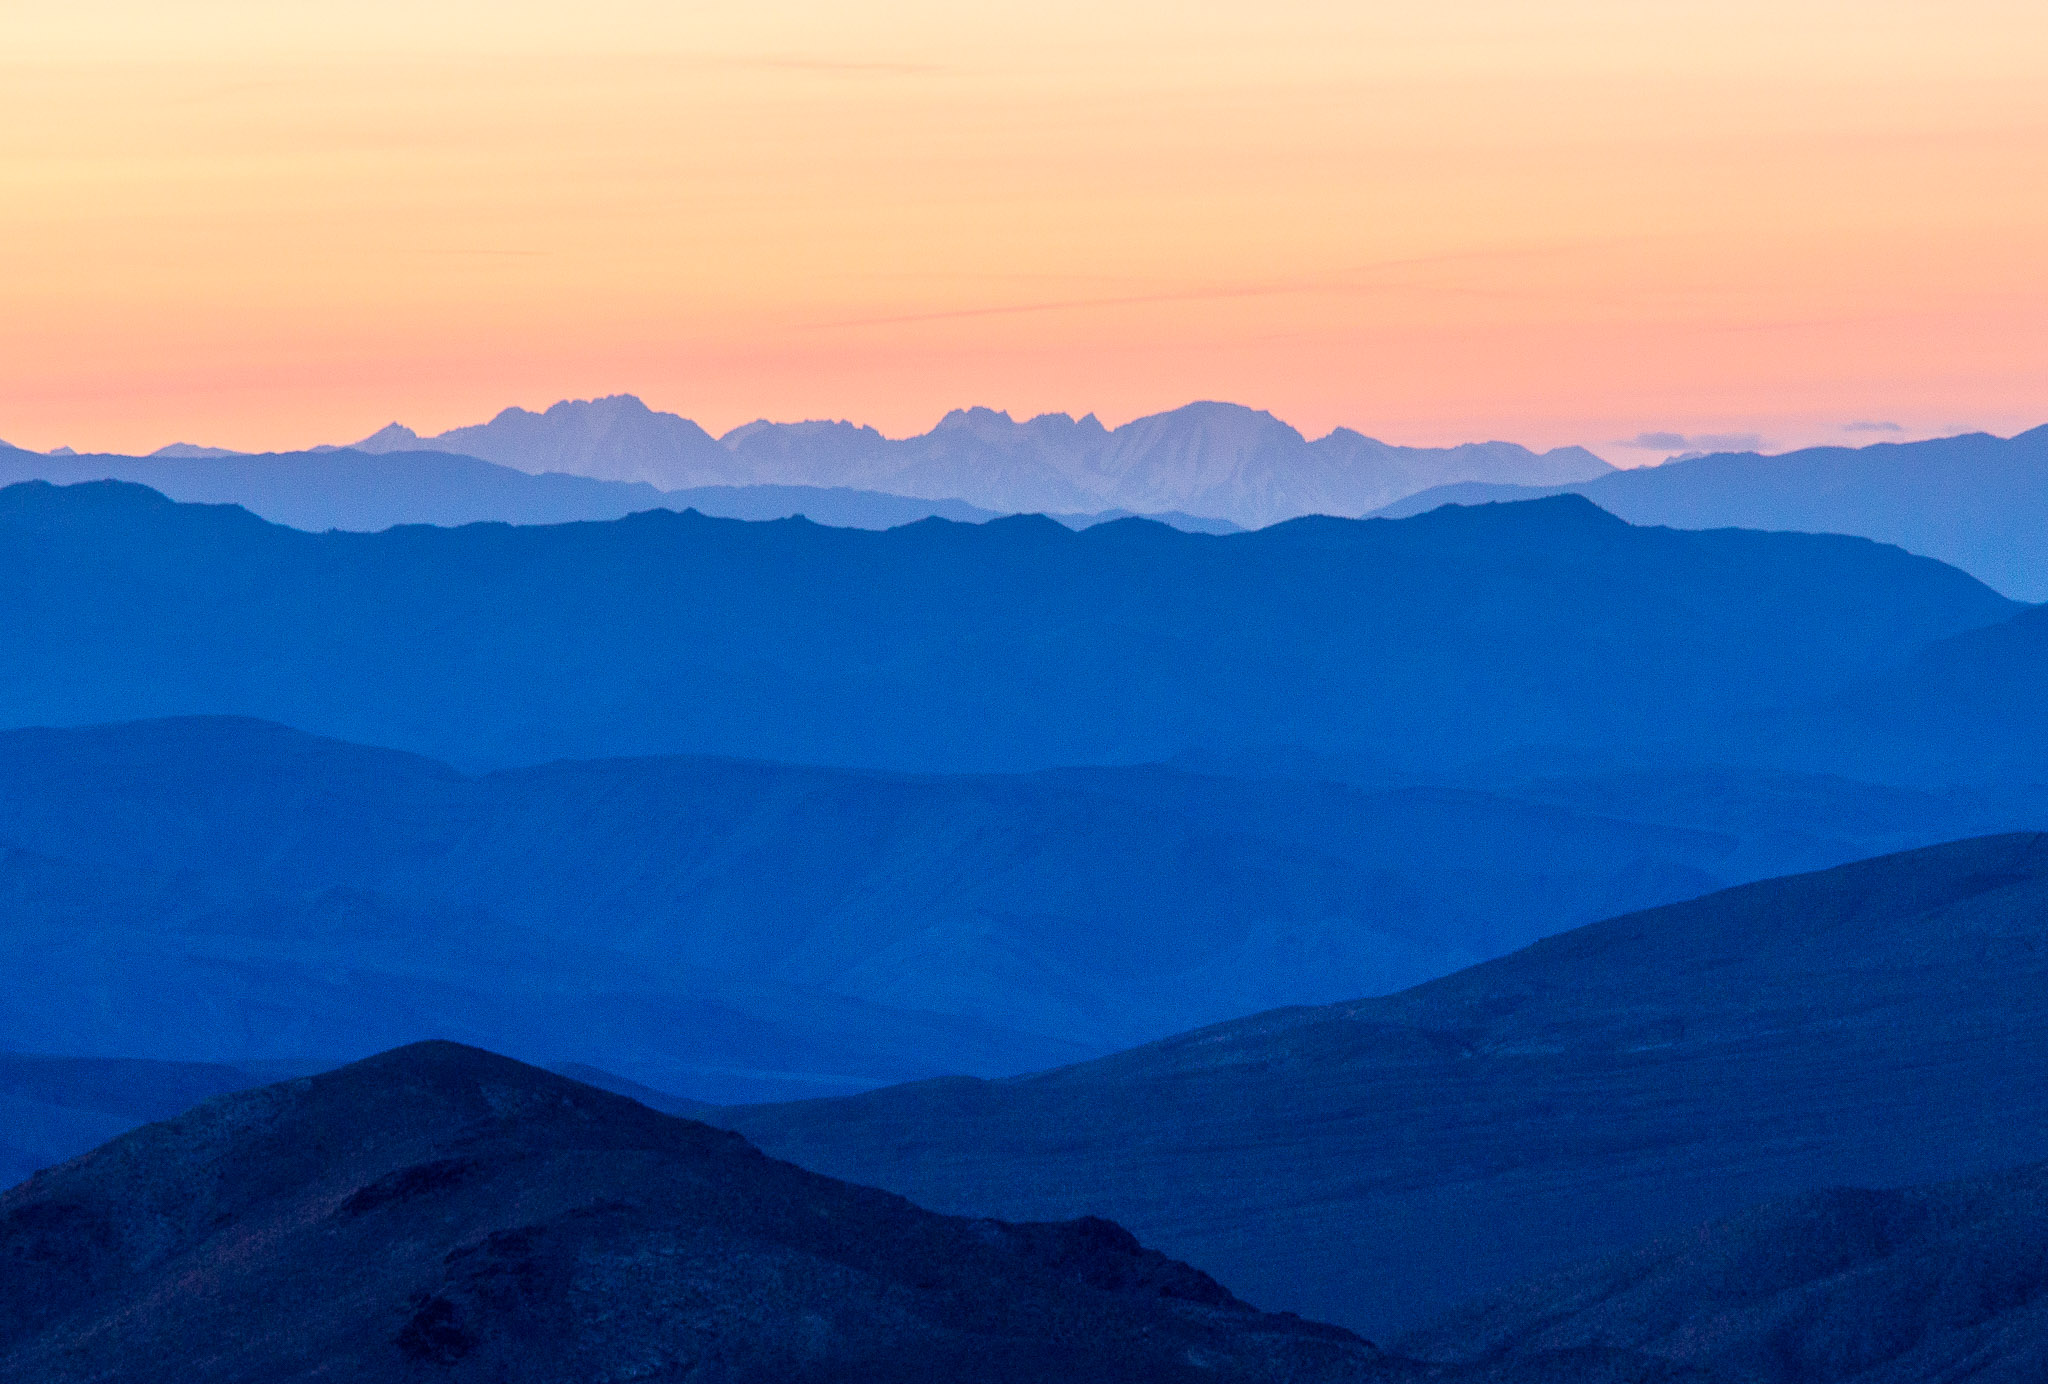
{"left": 0, "top": 438, "right": 1251, "bottom": 535}
{"left": 0, "top": 1042, "right": 1392, "bottom": 1383}
{"left": 0, "top": 440, "right": 1013, "bottom": 531}
{"left": 1373, "top": 425, "right": 2048, "bottom": 600}
{"left": 716, "top": 834, "right": 2048, "bottom": 1337}
{"left": 357, "top": 394, "right": 734, "bottom": 487}
{"left": 0, "top": 480, "right": 2012, "bottom": 774}
{"left": 350, "top": 395, "right": 1612, "bottom": 525}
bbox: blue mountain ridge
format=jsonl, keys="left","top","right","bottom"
{"left": 0, "top": 441, "right": 1236, "bottom": 535}
{"left": 1373, "top": 425, "right": 2048, "bottom": 600}
{"left": 12, "top": 712, "right": 2039, "bottom": 1114}
{"left": 0, "top": 478, "right": 2016, "bottom": 776}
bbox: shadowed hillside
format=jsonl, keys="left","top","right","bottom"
{"left": 717, "top": 834, "right": 2048, "bottom": 1337}
{"left": 0, "top": 1043, "right": 1390, "bottom": 1383}
{"left": 1404, "top": 1158, "right": 2048, "bottom": 1383}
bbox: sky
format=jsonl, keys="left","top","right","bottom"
{"left": 2, "top": 1, "right": 2044, "bottom": 460}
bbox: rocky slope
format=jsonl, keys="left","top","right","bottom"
{"left": 0, "top": 1042, "right": 1396, "bottom": 1383}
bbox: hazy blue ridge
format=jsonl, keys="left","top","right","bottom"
{"left": 0, "top": 442, "right": 1005, "bottom": 531}
{"left": 0, "top": 479, "right": 2016, "bottom": 776}
{"left": 2, "top": 714, "right": 2044, "bottom": 1181}
{"left": 1371, "top": 424, "right": 2048, "bottom": 600}
{"left": 0, "top": 439, "right": 1255, "bottom": 535}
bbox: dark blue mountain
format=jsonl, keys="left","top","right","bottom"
{"left": 0, "top": 1043, "right": 1394, "bottom": 1383}
{"left": 1404, "top": 1153, "right": 2048, "bottom": 1382}
{"left": 1371, "top": 425, "right": 2048, "bottom": 600}
{"left": 0, "top": 479, "right": 2015, "bottom": 774}
{"left": 12, "top": 714, "right": 2033, "bottom": 1126}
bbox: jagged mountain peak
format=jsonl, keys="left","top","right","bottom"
{"left": 315, "top": 396, "right": 1619, "bottom": 525}
{"left": 350, "top": 422, "right": 421, "bottom": 452}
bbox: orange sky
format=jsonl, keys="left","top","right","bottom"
{"left": 2, "top": 1, "right": 2044, "bottom": 460}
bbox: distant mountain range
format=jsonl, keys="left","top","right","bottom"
{"left": 0, "top": 479, "right": 2016, "bottom": 775}
{"left": 1374, "top": 426, "right": 2048, "bottom": 600}
{"left": 718, "top": 834, "right": 2048, "bottom": 1338}
{"left": 342, "top": 395, "right": 1613, "bottom": 526}
{"left": 0, "top": 440, "right": 1248, "bottom": 535}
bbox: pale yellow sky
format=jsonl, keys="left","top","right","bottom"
{"left": 2, "top": 1, "right": 2043, "bottom": 455}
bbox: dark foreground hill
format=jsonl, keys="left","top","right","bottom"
{"left": 718, "top": 834, "right": 2048, "bottom": 1338}
{"left": 1373, "top": 425, "right": 2048, "bottom": 600}
{"left": 0, "top": 479, "right": 2015, "bottom": 773}
{"left": 0, "top": 1050, "right": 712, "bottom": 1193}
{"left": 1404, "top": 1159, "right": 2048, "bottom": 1383}
{"left": 9, "top": 1046, "right": 2031, "bottom": 1384}
{"left": 0, "top": 1042, "right": 1394, "bottom": 1383}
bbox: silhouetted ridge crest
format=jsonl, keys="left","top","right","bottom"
{"left": 0, "top": 477, "right": 2016, "bottom": 774}
{"left": 0, "top": 1041, "right": 1385, "bottom": 1382}
{"left": 1374, "top": 423, "right": 2048, "bottom": 600}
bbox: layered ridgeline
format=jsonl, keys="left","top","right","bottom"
{"left": 0, "top": 1044, "right": 1394, "bottom": 1384}
{"left": 13, "top": 1041, "right": 2036, "bottom": 1382}
{"left": 0, "top": 440, "right": 1016, "bottom": 533}
{"left": 718, "top": 834, "right": 2048, "bottom": 1337}
{"left": 13, "top": 716, "right": 2039, "bottom": 1141}
{"left": 347, "top": 395, "right": 1614, "bottom": 526}
{"left": 1374, "top": 425, "right": 2048, "bottom": 600}
{"left": 0, "top": 479, "right": 2019, "bottom": 775}
{"left": 8, "top": 398, "right": 1605, "bottom": 532}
